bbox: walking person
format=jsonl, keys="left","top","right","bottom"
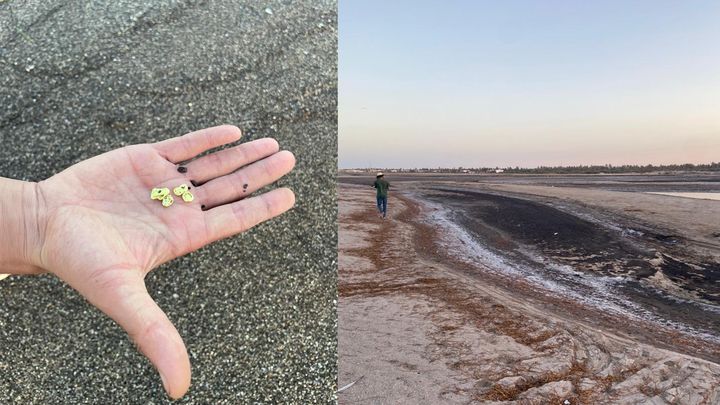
{"left": 373, "top": 172, "right": 390, "bottom": 218}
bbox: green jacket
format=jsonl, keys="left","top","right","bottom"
{"left": 373, "top": 178, "right": 390, "bottom": 197}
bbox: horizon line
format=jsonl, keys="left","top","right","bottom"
{"left": 339, "top": 161, "right": 720, "bottom": 171}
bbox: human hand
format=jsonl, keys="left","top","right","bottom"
{"left": 1, "top": 125, "right": 295, "bottom": 398}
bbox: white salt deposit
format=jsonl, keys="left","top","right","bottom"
{"left": 648, "top": 192, "right": 720, "bottom": 201}
{"left": 410, "top": 192, "right": 720, "bottom": 345}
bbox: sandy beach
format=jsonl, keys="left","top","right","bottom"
{"left": 0, "top": 1, "right": 337, "bottom": 402}
{"left": 338, "top": 175, "right": 720, "bottom": 404}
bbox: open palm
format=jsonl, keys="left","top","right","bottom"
{"left": 34, "top": 125, "right": 295, "bottom": 398}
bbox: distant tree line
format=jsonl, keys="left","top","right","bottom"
{"left": 501, "top": 162, "right": 720, "bottom": 174}
{"left": 347, "top": 162, "right": 720, "bottom": 174}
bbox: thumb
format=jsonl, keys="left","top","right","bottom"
{"left": 80, "top": 269, "right": 191, "bottom": 399}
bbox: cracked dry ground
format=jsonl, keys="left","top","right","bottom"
{"left": 337, "top": 185, "right": 720, "bottom": 405}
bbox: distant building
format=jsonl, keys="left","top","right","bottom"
{"left": 495, "top": 169, "right": 504, "bottom": 173}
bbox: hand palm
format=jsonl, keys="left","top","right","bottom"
{"left": 33, "top": 126, "right": 295, "bottom": 398}
{"left": 46, "top": 145, "right": 209, "bottom": 272}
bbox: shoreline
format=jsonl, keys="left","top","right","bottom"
{"left": 338, "top": 183, "right": 720, "bottom": 404}
{"left": 405, "top": 186, "right": 720, "bottom": 363}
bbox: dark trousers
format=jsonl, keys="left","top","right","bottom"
{"left": 376, "top": 196, "right": 387, "bottom": 217}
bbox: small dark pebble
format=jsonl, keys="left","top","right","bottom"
{"left": 177, "top": 166, "right": 187, "bottom": 173}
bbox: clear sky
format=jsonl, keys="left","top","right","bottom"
{"left": 339, "top": 0, "right": 720, "bottom": 168}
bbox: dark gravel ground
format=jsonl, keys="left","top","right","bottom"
{"left": 0, "top": 1, "right": 336, "bottom": 403}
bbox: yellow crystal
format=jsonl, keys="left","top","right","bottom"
{"left": 151, "top": 187, "right": 170, "bottom": 200}
{"left": 161, "top": 195, "right": 174, "bottom": 207}
{"left": 173, "top": 184, "right": 189, "bottom": 196}
{"left": 181, "top": 191, "right": 194, "bottom": 202}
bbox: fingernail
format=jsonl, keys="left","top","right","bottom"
{"left": 160, "top": 371, "right": 170, "bottom": 394}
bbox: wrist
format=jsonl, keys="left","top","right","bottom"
{"left": 0, "top": 177, "right": 46, "bottom": 274}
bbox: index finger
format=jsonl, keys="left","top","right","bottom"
{"left": 153, "top": 125, "right": 242, "bottom": 163}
